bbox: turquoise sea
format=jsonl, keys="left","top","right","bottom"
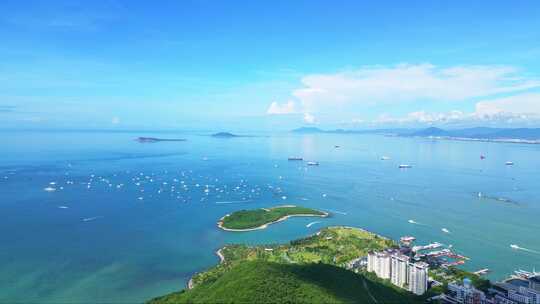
{"left": 1, "top": 130, "right": 539, "bottom": 303}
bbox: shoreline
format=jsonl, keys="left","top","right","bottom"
{"left": 217, "top": 211, "right": 329, "bottom": 232}
{"left": 188, "top": 247, "right": 226, "bottom": 290}
{"left": 186, "top": 225, "right": 387, "bottom": 292}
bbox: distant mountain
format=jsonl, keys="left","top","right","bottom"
{"left": 291, "top": 127, "right": 325, "bottom": 133}
{"left": 407, "top": 127, "right": 540, "bottom": 141}
{"left": 211, "top": 132, "right": 239, "bottom": 138}
{"left": 290, "top": 126, "right": 540, "bottom": 142}
{"left": 409, "top": 127, "right": 450, "bottom": 137}
{"left": 291, "top": 127, "right": 415, "bottom": 135}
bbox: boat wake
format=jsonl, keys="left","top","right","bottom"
{"left": 306, "top": 221, "right": 321, "bottom": 228}
{"left": 82, "top": 216, "right": 103, "bottom": 222}
{"left": 324, "top": 209, "right": 347, "bottom": 215}
{"left": 408, "top": 219, "right": 429, "bottom": 226}
{"left": 511, "top": 244, "right": 540, "bottom": 254}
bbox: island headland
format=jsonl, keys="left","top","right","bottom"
{"left": 217, "top": 205, "right": 329, "bottom": 231}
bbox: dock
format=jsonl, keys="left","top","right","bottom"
{"left": 474, "top": 269, "right": 491, "bottom": 276}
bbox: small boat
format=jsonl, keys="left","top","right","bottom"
{"left": 334, "top": 145, "right": 340, "bottom": 148}
{"left": 400, "top": 236, "right": 416, "bottom": 243}
{"left": 43, "top": 187, "right": 56, "bottom": 192}
{"left": 399, "top": 164, "right": 412, "bottom": 169}
{"left": 307, "top": 161, "right": 319, "bottom": 166}
{"left": 381, "top": 156, "right": 391, "bottom": 160}
{"left": 442, "top": 228, "right": 450, "bottom": 234}
{"left": 480, "top": 155, "right": 486, "bottom": 160}
{"left": 510, "top": 244, "right": 520, "bottom": 250}
{"left": 506, "top": 161, "right": 514, "bottom": 166}
{"left": 288, "top": 157, "right": 303, "bottom": 161}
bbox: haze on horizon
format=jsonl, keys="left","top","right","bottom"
{"left": 1, "top": 0, "right": 540, "bottom": 132}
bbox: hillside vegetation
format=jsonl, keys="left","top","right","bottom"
{"left": 149, "top": 260, "right": 423, "bottom": 304}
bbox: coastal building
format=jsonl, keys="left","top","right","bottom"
{"left": 391, "top": 253, "right": 410, "bottom": 288}
{"left": 492, "top": 277, "right": 540, "bottom": 304}
{"left": 367, "top": 251, "right": 376, "bottom": 273}
{"left": 408, "top": 261, "right": 429, "bottom": 296}
{"left": 530, "top": 276, "right": 540, "bottom": 293}
{"left": 507, "top": 287, "right": 540, "bottom": 304}
{"left": 447, "top": 278, "right": 489, "bottom": 304}
{"left": 367, "top": 250, "right": 429, "bottom": 295}
{"left": 367, "top": 251, "right": 392, "bottom": 279}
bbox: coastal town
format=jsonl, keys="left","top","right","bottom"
{"left": 346, "top": 234, "right": 540, "bottom": 304}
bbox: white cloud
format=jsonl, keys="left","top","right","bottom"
{"left": 266, "top": 100, "right": 297, "bottom": 114}
{"left": 303, "top": 113, "right": 316, "bottom": 124}
{"left": 290, "top": 64, "right": 540, "bottom": 112}
{"left": 373, "top": 93, "right": 540, "bottom": 126}
{"left": 374, "top": 111, "right": 469, "bottom": 125}
{"left": 475, "top": 93, "right": 540, "bottom": 117}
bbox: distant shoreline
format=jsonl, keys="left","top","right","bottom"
{"left": 405, "top": 135, "right": 540, "bottom": 145}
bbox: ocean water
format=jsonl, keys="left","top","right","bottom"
{"left": 1, "top": 130, "right": 539, "bottom": 303}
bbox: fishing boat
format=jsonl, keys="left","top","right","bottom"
{"left": 307, "top": 161, "right": 319, "bottom": 166}
{"left": 399, "top": 164, "right": 412, "bottom": 169}
{"left": 288, "top": 157, "right": 303, "bottom": 161}
{"left": 505, "top": 161, "right": 514, "bottom": 166}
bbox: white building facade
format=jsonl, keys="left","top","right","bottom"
{"left": 408, "top": 261, "right": 429, "bottom": 296}
{"left": 367, "top": 250, "right": 428, "bottom": 295}
{"left": 391, "top": 253, "right": 410, "bottom": 288}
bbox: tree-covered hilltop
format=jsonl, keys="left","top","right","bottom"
{"left": 219, "top": 205, "right": 328, "bottom": 230}
{"left": 192, "top": 227, "right": 395, "bottom": 288}
{"left": 149, "top": 260, "right": 423, "bottom": 304}
{"left": 149, "top": 227, "right": 410, "bottom": 303}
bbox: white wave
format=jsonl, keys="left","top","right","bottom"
{"left": 511, "top": 244, "right": 540, "bottom": 254}
{"left": 324, "top": 209, "right": 347, "bottom": 215}
{"left": 82, "top": 216, "right": 103, "bottom": 222}
{"left": 306, "top": 221, "right": 321, "bottom": 228}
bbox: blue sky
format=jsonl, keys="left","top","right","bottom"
{"left": 1, "top": 0, "right": 540, "bottom": 131}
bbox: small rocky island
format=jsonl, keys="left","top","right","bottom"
{"left": 211, "top": 132, "right": 239, "bottom": 138}
{"left": 136, "top": 137, "right": 186, "bottom": 143}
{"left": 218, "top": 205, "right": 329, "bottom": 231}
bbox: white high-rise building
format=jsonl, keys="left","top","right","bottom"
{"left": 408, "top": 262, "right": 429, "bottom": 295}
{"left": 367, "top": 251, "right": 392, "bottom": 279}
{"left": 367, "top": 252, "right": 377, "bottom": 273}
{"left": 391, "top": 253, "right": 410, "bottom": 288}
{"left": 376, "top": 251, "right": 392, "bottom": 279}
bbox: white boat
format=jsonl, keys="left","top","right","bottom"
{"left": 399, "top": 164, "right": 412, "bottom": 169}
{"left": 381, "top": 156, "right": 391, "bottom": 160}
{"left": 43, "top": 187, "right": 56, "bottom": 192}
{"left": 288, "top": 157, "right": 303, "bottom": 161}
{"left": 442, "top": 228, "right": 450, "bottom": 234}
{"left": 307, "top": 161, "right": 319, "bottom": 166}
{"left": 506, "top": 161, "right": 514, "bottom": 166}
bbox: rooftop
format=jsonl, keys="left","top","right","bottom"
{"left": 530, "top": 276, "right": 540, "bottom": 284}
